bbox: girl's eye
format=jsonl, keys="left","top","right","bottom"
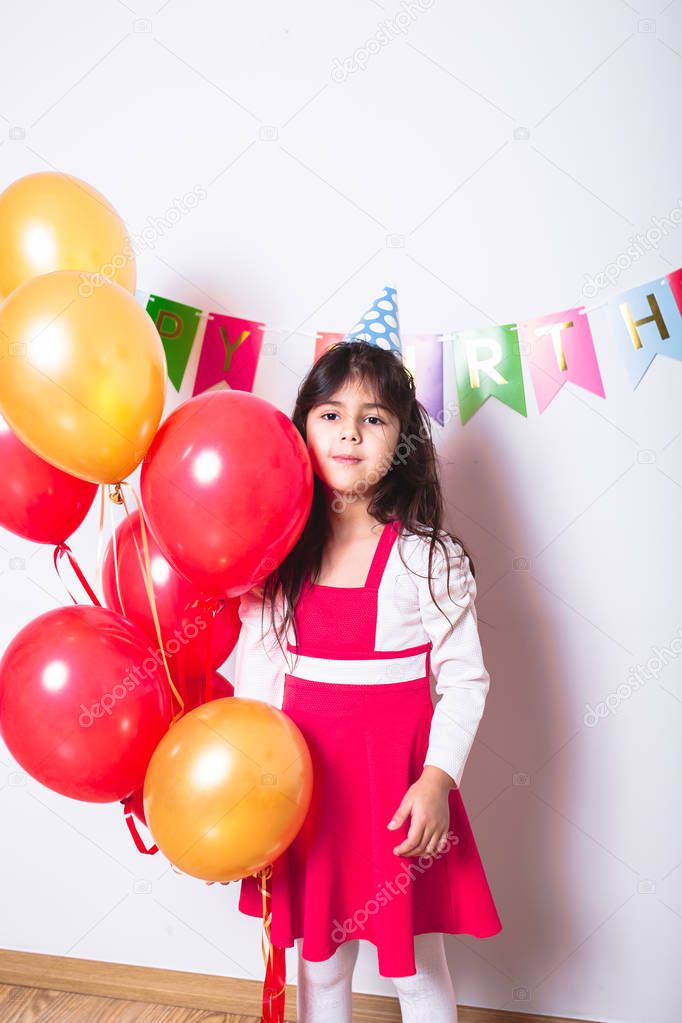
{"left": 320, "top": 412, "right": 385, "bottom": 425}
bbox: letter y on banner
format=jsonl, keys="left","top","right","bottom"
{"left": 193, "top": 314, "right": 266, "bottom": 394}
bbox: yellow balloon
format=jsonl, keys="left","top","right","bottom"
{"left": 144, "top": 697, "right": 313, "bottom": 883}
{"left": 0, "top": 171, "right": 136, "bottom": 299}
{"left": 0, "top": 270, "right": 167, "bottom": 484}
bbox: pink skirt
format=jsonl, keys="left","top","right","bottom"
{"left": 238, "top": 674, "right": 502, "bottom": 977}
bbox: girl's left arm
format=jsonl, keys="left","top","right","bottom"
{"left": 232, "top": 586, "right": 286, "bottom": 709}
{"left": 416, "top": 535, "right": 492, "bottom": 790}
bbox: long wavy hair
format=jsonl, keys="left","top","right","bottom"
{"left": 259, "top": 339, "right": 478, "bottom": 665}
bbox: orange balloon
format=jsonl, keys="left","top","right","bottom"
{"left": 0, "top": 171, "right": 136, "bottom": 299}
{"left": 0, "top": 270, "right": 167, "bottom": 483}
{"left": 143, "top": 698, "right": 313, "bottom": 882}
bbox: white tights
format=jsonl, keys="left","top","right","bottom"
{"left": 295, "top": 932, "right": 458, "bottom": 1022}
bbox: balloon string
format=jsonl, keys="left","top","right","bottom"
{"left": 53, "top": 543, "right": 102, "bottom": 607}
{"left": 176, "top": 656, "right": 188, "bottom": 712}
{"left": 113, "top": 481, "right": 185, "bottom": 724}
{"left": 93, "top": 483, "right": 107, "bottom": 597}
{"left": 121, "top": 796, "right": 158, "bottom": 855}
{"left": 106, "top": 484, "right": 129, "bottom": 619}
{"left": 257, "top": 865, "right": 286, "bottom": 1023}
{"left": 205, "top": 601, "right": 214, "bottom": 702}
{"left": 259, "top": 866, "right": 270, "bottom": 969}
{"left": 185, "top": 594, "right": 225, "bottom": 703}
{"left": 110, "top": 484, "right": 154, "bottom": 615}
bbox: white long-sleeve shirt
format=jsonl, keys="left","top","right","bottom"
{"left": 232, "top": 528, "right": 491, "bottom": 789}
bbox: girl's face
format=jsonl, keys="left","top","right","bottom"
{"left": 305, "top": 378, "right": 401, "bottom": 501}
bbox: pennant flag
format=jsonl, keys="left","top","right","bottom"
{"left": 314, "top": 332, "right": 345, "bottom": 363}
{"left": 146, "top": 294, "right": 202, "bottom": 392}
{"left": 342, "top": 286, "right": 402, "bottom": 354}
{"left": 193, "top": 313, "right": 266, "bottom": 395}
{"left": 403, "top": 334, "right": 445, "bottom": 425}
{"left": 608, "top": 274, "right": 682, "bottom": 388}
{"left": 131, "top": 265, "right": 682, "bottom": 425}
{"left": 666, "top": 266, "right": 682, "bottom": 316}
{"left": 518, "top": 307, "right": 605, "bottom": 414}
{"left": 453, "top": 324, "right": 526, "bottom": 424}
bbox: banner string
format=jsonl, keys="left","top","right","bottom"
{"left": 136, "top": 290, "right": 628, "bottom": 338}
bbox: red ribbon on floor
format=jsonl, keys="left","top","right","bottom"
{"left": 257, "top": 864, "right": 286, "bottom": 1023}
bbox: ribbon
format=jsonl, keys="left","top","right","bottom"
{"left": 105, "top": 482, "right": 129, "bottom": 619}
{"left": 121, "top": 795, "right": 158, "bottom": 855}
{"left": 256, "top": 864, "right": 287, "bottom": 1023}
{"left": 93, "top": 482, "right": 108, "bottom": 596}
{"left": 187, "top": 595, "right": 225, "bottom": 703}
{"left": 110, "top": 481, "right": 185, "bottom": 725}
{"left": 53, "top": 542, "right": 102, "bottom": 607}
{"left": 204, "top": 597, "right": 215, "bottom": 702}
{"left": 77, "top": 480, "right": 284, "bottom": 1022}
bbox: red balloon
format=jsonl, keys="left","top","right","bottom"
{"left": 140, "top": 391, "right": 313, "bottom": 597}
{"left": 0, "top": 605, "right": 173, "bottom": 802}
{"left": 0, "top": 412, "right": 97, "bottom": 543}
{"left": 102, "top": 509, "right": 241, "bottom": 678}
{"left": 126, "top": 670, "right": 234, "bottom": 827}
{"left": 178, "top": 668, "right": 234, "bottom": 714}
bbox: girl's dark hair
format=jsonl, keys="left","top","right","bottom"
{"left": 260, "top": 339, "right": 478, "bottom": 663}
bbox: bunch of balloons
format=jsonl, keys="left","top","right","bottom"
{"left": 0, "top": 172, "right": 165, "bottom": 483}
{"left": 0, "top": 171, "right": 315, "bottom": 884}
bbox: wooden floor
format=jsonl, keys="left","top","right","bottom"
{"left": 0, "top": 983, "right": 260, "bottom": 1022}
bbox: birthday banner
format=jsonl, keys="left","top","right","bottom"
{"left": 135, "top": 267, "right": 682, "bottom": 426}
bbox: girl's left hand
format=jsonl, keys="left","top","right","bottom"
{"left": 387, "top": 767, "right": 455, "bottom": 857}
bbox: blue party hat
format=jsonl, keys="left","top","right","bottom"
{"left": 342, "top": 286, "right": 402, "bottom": 354}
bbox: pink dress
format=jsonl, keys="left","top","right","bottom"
{"left": 238, "top": 518, "right": 502, "bottom": 977}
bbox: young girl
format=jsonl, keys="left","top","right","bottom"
{"left": 234, "top": 339, "right": 502, "bottom": 1022}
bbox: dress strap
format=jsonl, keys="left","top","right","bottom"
{"left": 364, "top": 518, "right": 400, "bottom": 590}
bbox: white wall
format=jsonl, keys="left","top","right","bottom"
{"left": 1, "top": 2, "right": 681, "bottom": 1021}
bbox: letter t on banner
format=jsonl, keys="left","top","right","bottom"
{"left": 518, "top": 307, "right": 605, "bottom": 413}
{"left": 193, "top": 314, "right": 266, "bottom": 394}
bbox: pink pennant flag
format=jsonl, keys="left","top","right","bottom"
{"left": 192, "top": 313, "right": 266, "bottom": 395}
{"left": 518, "top": 306, "right": 605, "bottom": 414}
{"left": 314, "top": 332, "right": 345, "bottom": 363}
{"left": 667, "top": 267, "right": 682, "bottom": 314}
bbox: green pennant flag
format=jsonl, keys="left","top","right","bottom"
{"left": 146, "top": 294, "right": 202, "bottom": 392}
{"left": 453, "top": 324, "right": 527, "bottom": 424}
